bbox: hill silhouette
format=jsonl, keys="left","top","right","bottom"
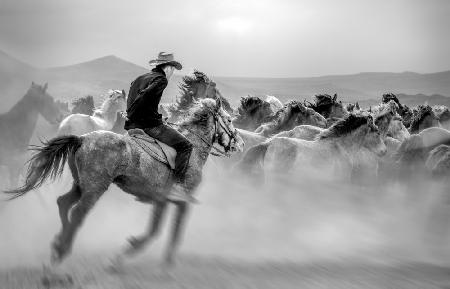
{"left": 1, "top": 50, "right": 450, "bottom": 110}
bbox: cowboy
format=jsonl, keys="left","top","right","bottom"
{"left": 124, "top": 52, "right": 196, "bottom": 203}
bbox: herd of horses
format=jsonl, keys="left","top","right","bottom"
{"left": 2, "top": 71, "right": 450, "bottom": 274}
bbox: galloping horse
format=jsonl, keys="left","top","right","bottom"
{"left": 0, "top": 82, "right": 64, "bottom": 187}
{"left": 5, "top": 73, "right": 243, "bottom": 270}
{"left": 57, "top": 90, "right": 126, "bottom": 136}
{"left": 238, "top": 114, "right": 386, "bottom": 181}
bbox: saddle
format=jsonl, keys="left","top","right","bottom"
{"left": 126, "top": 128, "right": 176, "bottom": 169}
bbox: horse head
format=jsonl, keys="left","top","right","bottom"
{"left": 26, "top": 82, "right": 65, "bottom": 125}
{"left": 409, "top": 104, "right": 440, "bottom": 134}
{"left": 286, "top": 101, "right": 327, "bottom": 129}
{"left": 179, "top": 70, "right": 232, "bottom": 113}
{"left": 233, "top": 96, "right": 273, "bottom": 130}
{"left": 184, "top": 98, "right": 243, "bottom": 154}
{"left": 387, "top": 115, "right": 410, "bottom": 142}
{"left": 319, "top": 114, "right": 387, "bottom": 156}
{"left": 213, "top": 99, "right": 244, "bottom": 153}
{"left": 312, "top": 94, "right": 348, "bottom": 119}
{"left": 107, "top": 89, "right": 127, "bottom": 111}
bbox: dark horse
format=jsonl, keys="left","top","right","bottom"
{"left": 167, "top": 70, "right": 233, "bottom": 122}
{"left": 232, "top": 95, "right": 275, "bottom": 131}
{"left": 0, "top": 82, "right": 64, "bottom": 187}
{"left": 409, "top": 104, "right": 440, "bottom": 134}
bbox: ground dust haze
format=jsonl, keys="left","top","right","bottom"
{"left": 1, "top": 157, "right": 450, "bottom": 270}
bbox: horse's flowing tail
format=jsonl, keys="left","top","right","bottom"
{"left": 235, "top": 142, "right": 269, "bottom": 179}
{"left": 4, "top": 135, "right": 82, "bottom": 199}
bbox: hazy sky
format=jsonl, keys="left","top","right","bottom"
{"left": 0, "top": 0, "right": 449, "bottom": 77}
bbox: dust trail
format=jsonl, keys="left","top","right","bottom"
{"left": 1, "top": 158, "right": 450, "bottom": 269}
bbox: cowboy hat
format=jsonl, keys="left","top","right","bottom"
{"left": 149, "top": 52, "right": 182, "bottom": 70}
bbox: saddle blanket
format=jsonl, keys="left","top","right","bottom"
{"left": 126, "top": 128, "right": 176, "bottom": 169}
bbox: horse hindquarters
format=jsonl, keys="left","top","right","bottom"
{"left": 52, "top": 169, "right": 110, "bottom": 263}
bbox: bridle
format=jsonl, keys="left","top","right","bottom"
{"left": 167, "top": 98, "right": 238, "bottom": 157}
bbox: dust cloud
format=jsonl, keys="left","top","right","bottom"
{"left": 1, "top": 157, "right": 450, "bottom": 269}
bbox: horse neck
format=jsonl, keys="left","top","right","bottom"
{"left": 322, "top": 131, "right": 365, "bottom": 157}
{"left": 94, "top": 103, "right": 119, "bottom": 128}
{"left": 180, "top": 120, "right": 215, "bottom": 167}
{"left": 5, "top": 94, "right": 40, "bottom": 142}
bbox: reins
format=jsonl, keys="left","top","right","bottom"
{"left": 166, "top": 107, "right": 237, "bottom": 157}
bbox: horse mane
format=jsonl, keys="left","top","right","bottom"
{"left": 71, "top": 95, "right": 94, "bottom": 115}
{"left": 318, "top": 114, "right": 371, "bottom": 139}
{"left": 179, "top": 98, "right": 217, "bottom": 127}
{"left": 176, "top": 70, "right": 231, "bottom": 112}
{"left": 271, "top": 100, "right": 303, "bottom": 122}
{"left": 261, "top": 100, "right": 315, "bottom": 130}
{"left": 409, "top": 104, "right": 434, "bottom": 133}
{"left": 372, "top": 100, "right": 398, "bottom": 119}
{"left": 433, "top": 105, "right": 450, "bottom": 122}
{"left": 312, "top": 93, "right": 339, "bottom": 108}
{"left": 238, "top": 96, "right": 267, "bottom": 115}
{"left": 382, "top": 93, "right": 401, "bottom": 107}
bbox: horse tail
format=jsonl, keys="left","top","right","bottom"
{"left": 4, "top": 135, "right": 82, "bottom": 199}
{"left": 235, "top": 142, "right": 270, "bottom": 178}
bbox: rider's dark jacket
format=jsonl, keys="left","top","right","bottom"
{"left": 124, "top": 67, "right": 168, "bottom": 129}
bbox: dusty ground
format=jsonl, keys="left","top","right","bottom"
{"left": 2, "top": 255, "right": 450, "bottom": 289}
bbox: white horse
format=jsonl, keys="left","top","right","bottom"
{"left": 58, "top": 90, "right": 126, "bottom": 136}
{"left": 265, "top": 95, "right": 283, "bottom": 114}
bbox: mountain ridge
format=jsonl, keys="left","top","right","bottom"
{"left": 1, "top": 50, "right": 449, "bottom": 109}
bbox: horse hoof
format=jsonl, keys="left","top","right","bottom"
{"left": 126, "top": 236, "right": 147, "bottom": 252}
{"left": 50, "top": 249, "right": 62, "bottom": 265}
{"left": 50, "top": 242, "right": 66, "bottom": 265}
{"left": 106, "top": 256, "right": 125, "bottom": 275}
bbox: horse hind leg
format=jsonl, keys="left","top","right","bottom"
{"left": 55, "top": 184, "right": 81, "bottom": 236}
{"left": 51, "top": 182, "right": 107, "bottom": 264}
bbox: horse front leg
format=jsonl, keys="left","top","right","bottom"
{"left": 125, "top": 201, "right": 168, "bottom": 255}
{"left": 163, "top": 201, "right": 190, "bottom": 268}
{"left": 109, "top": 201, "right": 168, "bottom": 272}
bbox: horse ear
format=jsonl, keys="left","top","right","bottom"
{"left": 333, "top": 94, "right": 337, "bottom": 102}
{"left": 43, "top": 83, "right": 48, "bottom": 91}
{"left": 216, "top": 97, "right": 223, "bottom": 110}
{"left": 122, "top": 89, "right": 126, "bottom": 97}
